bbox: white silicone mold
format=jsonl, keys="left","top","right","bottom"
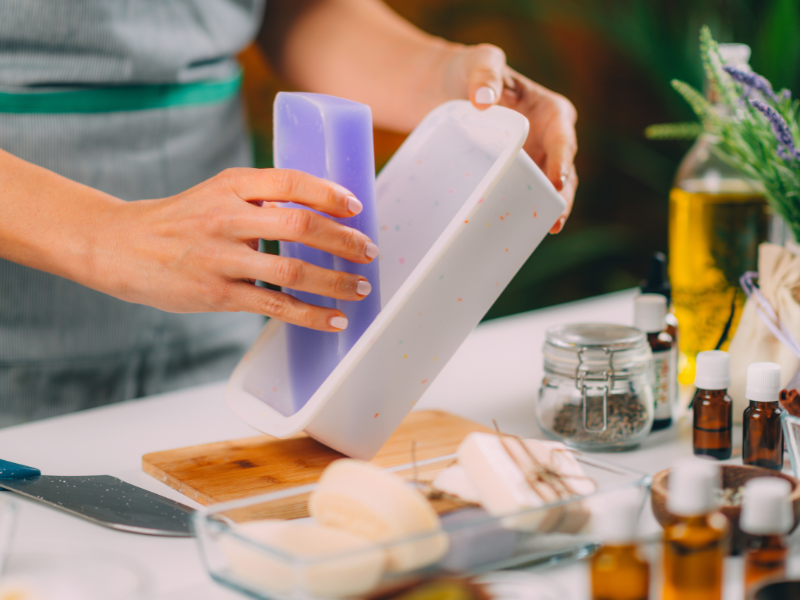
{"left": 226, "top": 100, "right": 566, "bottom": 459}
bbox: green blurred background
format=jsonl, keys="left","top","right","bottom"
{"left": 240, "top": 0, "right": 800, "bottom": 320}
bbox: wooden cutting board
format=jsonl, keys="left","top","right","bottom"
{"left": 143, "top": 410, "right": 491, "bottom": 519}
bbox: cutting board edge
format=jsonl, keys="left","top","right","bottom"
{"left": 141, "top": 460, "right": 216, "bottom": 506}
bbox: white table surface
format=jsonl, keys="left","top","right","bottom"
{"left": 1, "top": 288, "right": 796, "bottom": 599}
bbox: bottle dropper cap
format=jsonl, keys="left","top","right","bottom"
{"left": 740, "top": 477, "right": 793, "bottom": 535}
{"left": 745, "top": 362, "right": 781, "bottom": 402}
{"left": 667, "top": 459, "right": 721, "bottom": 516}
{"left": 634, "top": 294, "right": 667, "bottom": 334}
{"left": 695, "top": 351, "right": 731, "bottom": 390}
{"left": 592, "top": 493, "right": 642, "bottom": 544}
{"left": 641, "top": 252, "right": 671, "bottom": 303}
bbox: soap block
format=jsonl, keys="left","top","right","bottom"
{"left": 457, "top": 433, "right": 595, "bottom": 532}
{"left": 273, "top": 92, "right": 381, "bottom": 414}
{"left": 308, "top": 459, "right": 448, "bottom": 573}
{"left": 432, "top": 465, "right": 481, "bottom": 504}
{"left": 220, "top": 519, "right": 385, "bottom": 598}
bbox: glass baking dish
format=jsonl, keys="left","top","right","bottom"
{"left": 193, "top": 452, "right": 651, "bottom": 600}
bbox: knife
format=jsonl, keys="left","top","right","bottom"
{"left": 0, "top": 459, "right": 194, "bottom": 537}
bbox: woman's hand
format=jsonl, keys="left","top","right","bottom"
{"left": 102, "top": 168, "right": 377, "bottom": 331}
{"left": 440, "top": 44, "right": 578, "bottom": 233}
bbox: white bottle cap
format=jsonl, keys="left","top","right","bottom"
{"left": 719, "top": 44, "right": 751, "bottom": 69}
{"left": 667, "top": 459, "right": 721, "bottom": 516}
{"left": 592, "top": 493, "right": 642, "bottom": 544}
{"left": 740, "top": 477, "right": 793, "bottom": 535}
{"left": 745, "top": 362, "right": 781, "bottom": 402}
{"left": 634, "top": 294, "right": 667, "bottom": 334}
{"left": 694, "top": 350, "right": 731, "bottom": 390}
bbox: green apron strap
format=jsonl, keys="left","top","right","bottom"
{"left": 0, "top": 71, "right": 242, "bottom": 114}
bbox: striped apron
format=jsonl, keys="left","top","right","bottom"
{"left": 0, "top": 0, "right": 267, "bottom": 426}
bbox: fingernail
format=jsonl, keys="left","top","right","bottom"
{"left": 365, "top": 242, "right": 379, "bottom": 259}
{"left": 560, "top": 174, "right": 568, "bottom": 188}
{"left": 329, "top": 316, "right": 348, "bottom": 330}
{"left": 475, "top": 86, "right": 497, "bottom": 105}
{"left": 356, "top": 280, "right": 372, "bottom": 296}
{"left": 347, "top": 195, "right": 363, "bottom": 214}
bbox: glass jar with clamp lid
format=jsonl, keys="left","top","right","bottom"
{"left": 536, "top": 323, "right": 655, "bottom": 450}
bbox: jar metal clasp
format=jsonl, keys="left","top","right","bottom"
{"left": 575, "top": 346, "right": 616, "bottom": 432}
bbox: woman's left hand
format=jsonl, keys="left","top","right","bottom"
{"left": 440, "top": 44, "right": 577, "bottom": 233}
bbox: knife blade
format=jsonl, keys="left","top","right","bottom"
{"left": 0, "top": 459, "right": 194, "bottom": 537}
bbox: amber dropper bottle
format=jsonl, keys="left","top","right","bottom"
{"left": 662, "top": 460, "right": 727, "bottom": 600}
{"left": 640, "top": 252, "right": 679, "bottom": 343}
{"left": 740, "top": 477, "right": 792, "bottom": 595}
{"left": 591, "top": 495, "right": 650, "bottom": 600}
{"left": 634, "top": 294, "right": 676, "bottom": 431}
{"left": 692, "top": 351, "right": 732, "bottom": 460}
{"left": 743, "top": 362, "right": 784, "bottom": 471}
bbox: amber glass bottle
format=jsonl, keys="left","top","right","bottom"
{"left": 591, "top": 495, "right": 650, "bottom": 600}
{"left": 663, "top": 461, "right": 727, "bottom": 600}
{"left": 592, "top": 545, "right": 650, "bottom": 600}
{"left": 741, "top": 478, "right": 792, "bottom": 595}
{"left": 692, "top": 351, "right": 732, "bottom": 460}
{"left": 641, "top": 252, "right": 680, "bottom": 355}
{"left": 745, "top": 534, "right": 788, "bottom": 591}
{"left": 635, "top": 294, "right": 676, "bottom": 431}
{"left": 742, "top": 363, "right": 784, "bottom": 471}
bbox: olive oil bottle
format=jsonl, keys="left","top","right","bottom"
{"left": 669, "top": 160, "right": 768, "bottom": 386}
{"left": 669, "top": 44, "right": 771, "bottom": 387}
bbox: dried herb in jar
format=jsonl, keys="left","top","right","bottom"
{"left": 551, "top": 393, "right": 648, "bottom": 444}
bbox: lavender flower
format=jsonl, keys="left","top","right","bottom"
{"left": 749, "top": 98, "right": 800, "bottom": 161}
{"left": 724, "top": 65, "right": 778, "bottom": 102}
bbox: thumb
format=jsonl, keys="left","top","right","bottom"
{"left": 464, "top": 44, "right": 506, "bottom": 110}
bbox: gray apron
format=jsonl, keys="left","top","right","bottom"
{"left": 0, "top": 0, "right": 267, "bottom": 427}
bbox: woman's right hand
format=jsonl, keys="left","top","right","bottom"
{"left": 100, "top": 168, "right": 377, "bottom": 332}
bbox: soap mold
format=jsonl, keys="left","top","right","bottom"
{"left": 226, "top": 100, "right": 566, "bottom": 458}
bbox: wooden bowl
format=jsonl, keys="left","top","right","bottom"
{"left": 651, "top": 464, "right": 800, "bottom": 555}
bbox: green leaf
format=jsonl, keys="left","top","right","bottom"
{"left": 645, "top": 122, "right": 703, "bottom": 140}
{"left": 670, "top": 80, "right": 713, "bottom": 121}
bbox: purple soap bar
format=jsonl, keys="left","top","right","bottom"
{"left": 273, "top": 92, "right": 381, "bottom": 414}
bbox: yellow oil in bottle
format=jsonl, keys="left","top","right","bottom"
{"left": 591, "top": 544, "right": 650, "bottom": 600}
{"left": 668, "top": 137, "right": 769, "bottom": 386}
{"left": 662, "top": 514, "right": 727, "bottom": 600}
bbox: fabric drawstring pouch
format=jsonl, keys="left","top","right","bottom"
{"left": 728, "top": 243, "right": 800, "bottom": 420}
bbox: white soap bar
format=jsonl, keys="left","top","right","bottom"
{"left": 220, "top": 519, "right": 385, "bottom": 598}
{"left": 432, "top": 465, "right": 481, "bottom": 504}
{"left": 526, "top": 440, "right": 593, "bottom": 534}
{"left": 522, "top": 439, "right": 596, "bottom": 497}
{"left": 457, "top": 433, "right": 595, "bottom": 531}
{"left": 309, "top": 459, "right": 448, "bottom": 572}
